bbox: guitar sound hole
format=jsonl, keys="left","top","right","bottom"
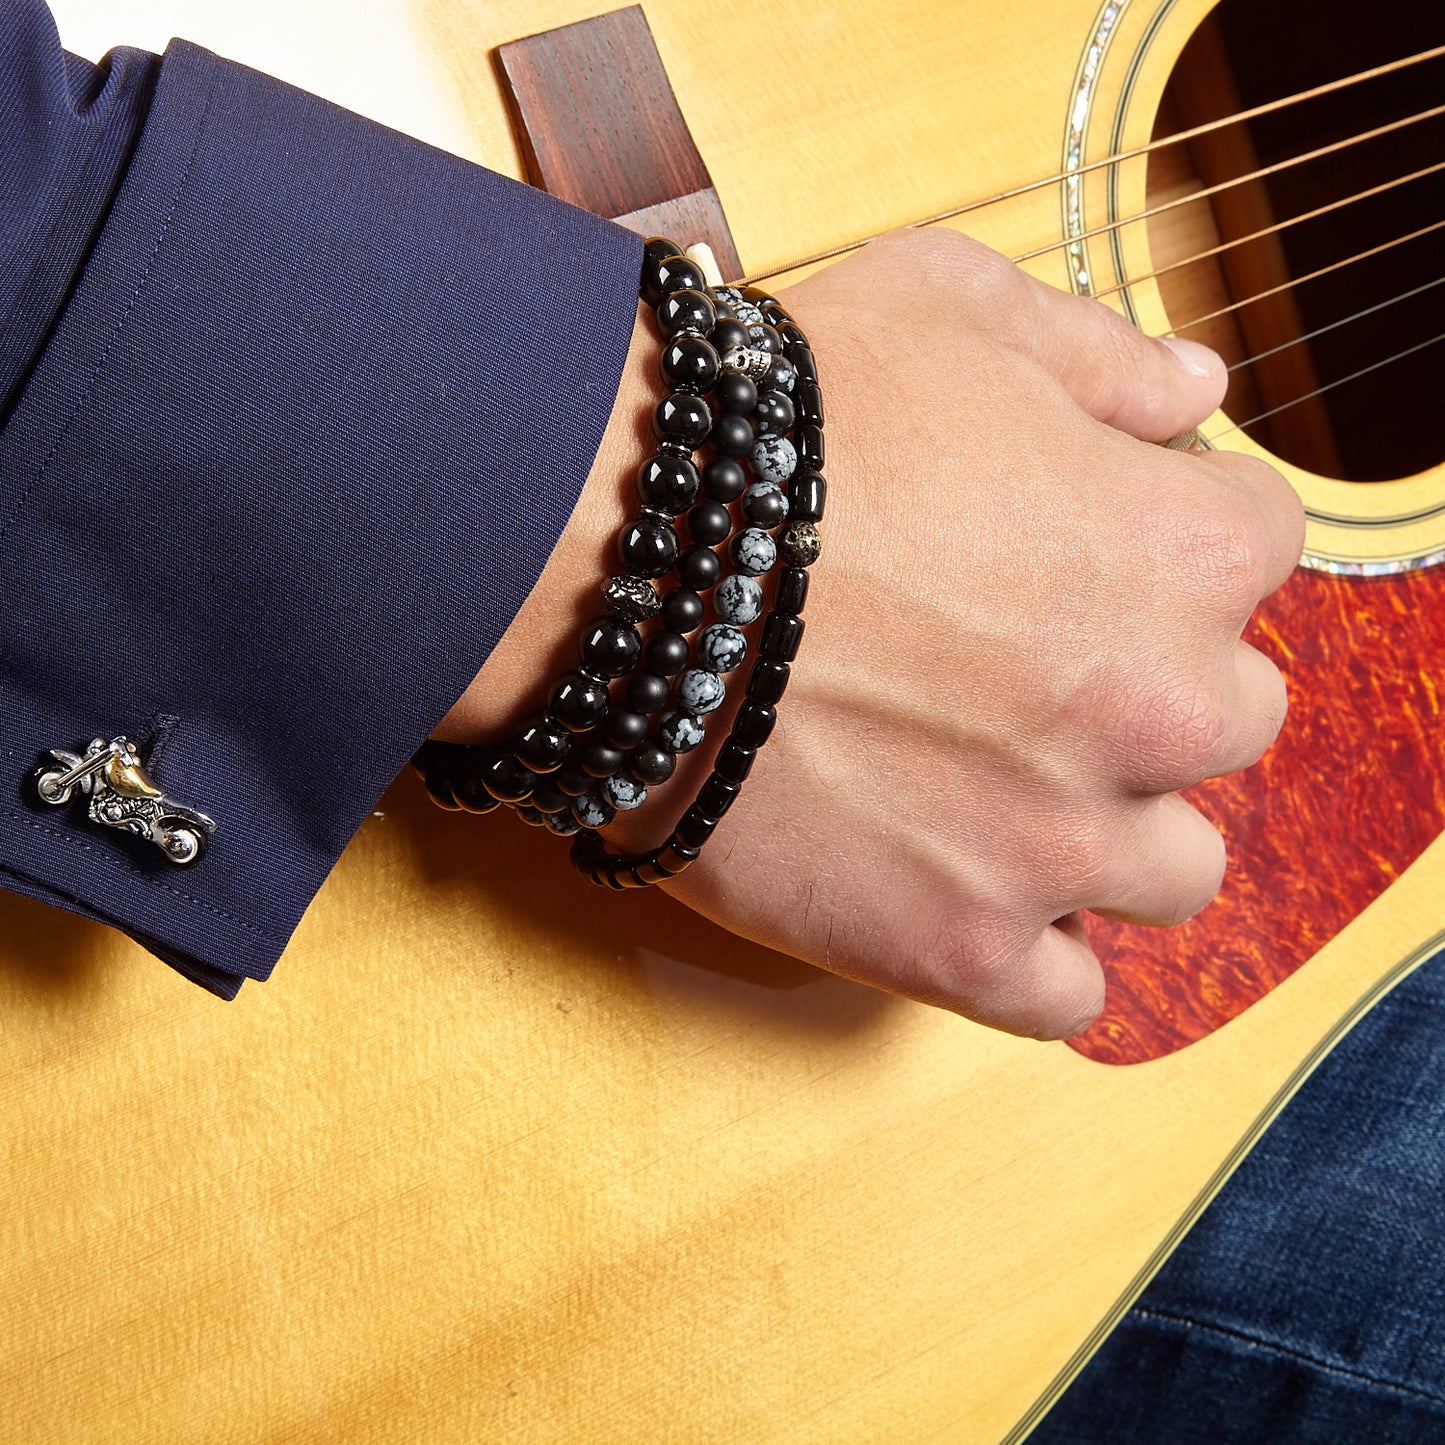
{"left": 1148, "top": 0, "right": 1445, "bottom": 482}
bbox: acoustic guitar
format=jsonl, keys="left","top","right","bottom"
{"left": 7, "top": 1, "right": 1442, "bottom": 1440}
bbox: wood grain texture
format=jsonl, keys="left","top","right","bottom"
{"left": 18, "top": 0, "right": 1445, "bottom": 1441}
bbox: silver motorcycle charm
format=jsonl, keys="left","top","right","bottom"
{"left": 33, "top": 736, "right": 216, "bottom": 867}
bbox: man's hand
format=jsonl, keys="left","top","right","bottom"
{"left": 447, "top": 228, "right": 1305, "bottom": 1040}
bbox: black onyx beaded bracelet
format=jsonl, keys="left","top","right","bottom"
{"left": 413, "top": 236, "right": 825, "bottom": 888}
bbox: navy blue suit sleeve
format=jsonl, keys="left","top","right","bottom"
{"left": 0, "top": 2, "right": 643, "bottom": 997}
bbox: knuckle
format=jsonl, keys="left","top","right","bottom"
{"left": 1172, "top": 498, "right": 1266, "bottom": 609}
{"left": 1129, "top": 674, "right": 1231, "bottom": 786}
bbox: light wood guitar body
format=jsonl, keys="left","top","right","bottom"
{"left": 7, "top": 1, "right": 1443, "bottom": 1440}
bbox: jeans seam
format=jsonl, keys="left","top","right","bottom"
{"left": 1134, "top": 1305, "right": 1445, "bottom": 1409}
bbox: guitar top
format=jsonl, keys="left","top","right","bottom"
{"left": 5, "top": 1, "right": 1443, "bottom": 1441}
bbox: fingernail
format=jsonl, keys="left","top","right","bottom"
{"left": 1160, "top": 336, "right": 1223, "bottom": 377}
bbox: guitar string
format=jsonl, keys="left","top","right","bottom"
{"left": 1224, "top": 274, "right": 1445, "bottom": 374}
{"left": 1165, "top": 218, "right": 1445, "bottom": 335}
{"left": 1085, "top": 160, "right": 1445, "bottom": 300}
{"left": 734, "top": 44, "right": 1445, "bottom": 286}
{"left": 1205, "top": 330, "right": 1445, "bottom": 440}
{"left": 1009, "top": 108, "right": 1445, "bottom": 266}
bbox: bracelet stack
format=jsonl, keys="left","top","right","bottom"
{"left": 414, "top": 236, "right": 826, "bottom": 888}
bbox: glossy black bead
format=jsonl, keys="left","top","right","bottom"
{"left": 422, "top": 770, "right": 461, "bottom": 811}
{"left": 618, "top": 515, "right": 680, "bottom": 579}
{"left": 710, "top": 412, "right": 754, "bottom": 458}
{"left": 702, "top": 457, "right": 746, "bottom": 502}
{"left": 655, "top": 840, "right": 701, "bottom": 876}
{"left": 549, "top": 671, "right": 610, "bottom": 732}
{"left": 636, "top": 453, "right": 700, "bottom": 515}
{"left": 661, "top": 335, "right": 721, "bottom": 393}
{"left": 794, "top": 429, "right": 823, "bottom": 476}
{"left": 580, "top": 616, "right": 642, "bottom": 678}
{"left": 714, "top": 739, "right": 756, "bottom": 783}
{"left": 778, "top": 321, "right": 810, "bottom": 349}
{"left": 640, "top": 238, "right": 684, "bottom": 306}
{"left": 581, "top": 737, "right": 626, "bottom": 778}
{"left": 530, "top": 778, "right": 571, "bottom": 815}
{"left": 747, "top": 322, "right": 784, "bottom": 356}
{"left": 775, "top": 566, "right": 810, "bottom": 616}
{"left": 482, "top": 752, "right": 535, "bottom": 804}
{"left": 761, "top": 613, "right": 805, "bottom": 661}
{"left": 606, "top": 707, "right": 651, "bottom": 749}
{"left": 687, "top": 499, "right": 732, "bottom": 547}
{"left": 677, "top": 545, "right": 721, "bottom": 591}
{"left": 747, "top": 659, "right": 791, "bottom": 705}
{"left": 787, "top": 345, "right": 817, "bottom": 383}
{"left": 714, "top": 372, "right": 757, "bottom": 416}
{"left": 742, "top": 481, "right": 788, "bottom": 529}
{"left": 631, "top": 742, "right": 677, "bottom": 785}
{"left": 752, "top": 390, "right": 794, "bottom": 437}
{"left": 660, "top": 587, "right": 705, "bottom": 633}
{"left": 653, "top": 392, "right": 712, "bottom": 449}
{"left": 626, "top": 670, "right": 672, "bottom": 714}
{"left": 657, "top": 287, "right": 716, "bottom": 336}
{"left": 741, "top": 285, "right": 780, "bottom": 308}
{"left": 516, "top": 717, "right": 570, "bottom": 773}
{"left": 711, "top": 317, "right": 749, "bottom": 354}
{"left": 790, "top": 471, "right": 826, "bottom": 522}
{"left": 554, "top": 760, "right": 594, "bottom": 796}
{"left": 653, "top": 254, "right": 707, "bottom": 298}
{"left": 674, "top": 806, "right": 717, "bottom": 851}
{"left": 452, "top": 769, "right": 501, "bottom": 815}
{"left": 732, "top": 700, "right": 777, "bottom": 749}
{"left": 696, "top": 773, "right": 741, "bottom": 821}
{"left": 644, "top": 630, "right": 690, "bottom": 675}
{"left": 795, "top": 381, "right": 824, "bottom": 426}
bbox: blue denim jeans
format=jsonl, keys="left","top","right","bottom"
{"left": 1034, "top": 942, "right": 1445, "bottom": 1443}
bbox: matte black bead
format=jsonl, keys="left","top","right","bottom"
{"left": 677, "top": 545, "right": 721, "bottom": 591}
{"left": 787, "top": 345, "right": 817, "bottom": 383}
{"left": 580, "top": 617, "right": 642, "bottom": 678}
{"left": 761, "top": 613, "right": 805, "bottom": 661}
{"left": 752, "top": 390, "right": 795, "bottom": 437}
{"left": 702, "top": 457, "right": 746, "bottom": 503}
{"left": 710, "top": 412, "right": 754, "bottom": 459}
{"left": 452, "top": 769, "right": 501, "bottom": 815}
{"left": 554, "top": 760, "right": 594, "bottom": 796}
{"left": 657, "top": 287, "right": 716, "bottom": 336}
{"left": 747, "top": 659, "right": 791, "bottom": 705}
{"left": 659, "top": 587, "right": 704, "bottom": 633}
{"left": 530, "top": 778, "right": 571, "bottom": 814}
{"left": 775, "top": 566, "right": 810, "bottom": 615}
{"left": 626, "top": 670, "right": 671, "bottom": 714}
{"left": 778, "top": 322, "right": 810, "bottom": 349}
{"left": 631, "top": 742, "right": 677, "bottom": 785}
{"left": 714, "top": 372, "right": 757, "bottom": 416}
{"left": 696, "top": 773, "right": 741, "bottom": 821}
{"left": 674, "top": 806, "right": 717, "bottom": 851}
{"left": 747, "top": 323, "right": 784, "bottom": 356}
{"left": 644, "top": 630, "right": 690, "bottom": 675}
{"left": 714, "top": 739, "right": 756, "bottom": 783}
{"left": 795, "top": 381, "right": 824, "bottom": 426}
{"left": 516, "top": 717, "right": 570, "bottom": 773}
{"left": 640, "top": 238, "right": 685, "bottom": 306}
{"left": 654, "top": 254, "right": 707, "bottom": 298}
{"left": 742, "top": 481, "right": 788, "bottom": 528}
{"left": 636, "top": 453, "right": 700, "bottom": 515}
{"left": 581, "top": 737, "right": 626, "bottom": 778}
{"left": 618, "top": 515, "right": 680, "bottom": 579}
{"left": 711, "top": 317, "right": 749, "bottom": 354}
{"left": 653, "top": 392, "right": 712, "bottom": 449}
{"left": 732, "top": 700, "right": 777, "bottom": 749}
{"left": 549, "top": 671, "right": 610, "bottom": 732}
{"left": 661, "top": 335, "right": 721, "bottom": 394}
{"left": 790, "top": 471, "right": 826, "bottom": 522}
{"left": 606, "top": 708, "right": 650, "bottom": 749}
{"left": 655, "top": 841, "right": 701, "bottom": 876}
{"left": 482, "top": 752, "right": 535, "bottom": 804}
{"left": 687, "top": 499, "right": 732, "bottom": 547}
{"left": 796, "top": 423, "right": 824, "bottom": 469}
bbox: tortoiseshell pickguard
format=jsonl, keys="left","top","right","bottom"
{"left": 1073, "top": 563, "right": 1445, "bottom": 1064}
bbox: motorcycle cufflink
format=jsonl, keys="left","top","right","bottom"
{"left": 33, "top": 736, "right": 216, "bottom": 867}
